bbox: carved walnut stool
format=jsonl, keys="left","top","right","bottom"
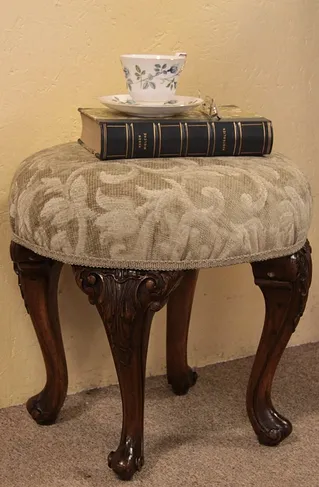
{"left": 8, "top": 143, "right": 312, "bottom": 480}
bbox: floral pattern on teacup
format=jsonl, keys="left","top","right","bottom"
{"left": 123, "top": 63, "right": 182, "bottom": 91}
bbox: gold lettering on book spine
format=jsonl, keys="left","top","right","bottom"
{"left": 222, "top": 127, "right": 227, "bottom": 152}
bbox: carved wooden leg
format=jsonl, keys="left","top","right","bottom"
{"left": 10, "top": 242, "right": 67, "bottom": 425}
{"left": 248, "top": 241, "right": 312, "bottom": 446}
{"left": 74, "top": 267, "right": 183, "bottom": 481}
{"left": 166, "top": 269, "right": 198, "bottom": 395}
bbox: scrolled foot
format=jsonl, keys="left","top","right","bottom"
{"left": 168, "top": 366, "right": 198, "bottom": 396}
{"left": 256, "top": 411, "right": 292, "bottom": 446}
{"left": 26, "top": 392, "right": 58, "bottom": 425}
{"left": 107, "top": 438, "right": 144, "bottom": 481}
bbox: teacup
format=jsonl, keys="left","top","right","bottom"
{"left": 120, "top": 53, "right": 187, "bottom": 104}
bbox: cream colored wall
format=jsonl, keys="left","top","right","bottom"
{"left": 1, "top": 1, "right": 318, "bottom": 408}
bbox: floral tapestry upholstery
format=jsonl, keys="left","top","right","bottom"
{"left": 9, "top": 142, "right": 312, "bottom": 270}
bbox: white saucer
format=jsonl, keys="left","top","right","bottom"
{"left": 99, "top": 94, "right": 203, "bottom": 118}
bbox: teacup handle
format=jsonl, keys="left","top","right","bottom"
{"left": 175, "top": 52, "right": 187, "bottom": 76}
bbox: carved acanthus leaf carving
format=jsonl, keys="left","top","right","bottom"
{"left": 73, "top": 267, "right": 183, "bottom": 365}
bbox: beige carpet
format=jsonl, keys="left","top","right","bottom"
{"left": 1, "top": 343, "right": 319, "bottom": 487}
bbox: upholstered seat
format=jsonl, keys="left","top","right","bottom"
{"left": 9, "top": 142, "right": 312, "bottom": 270}
{"left": 8, "top": 142, "right": 313, "bottom": 481}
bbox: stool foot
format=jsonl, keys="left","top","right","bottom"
{"left": 10, "top": 242, "right": 68, "bottom": 425}
{"left": 167, "top": 367, "right": 198, "bottom": 396}
{"left": 26, "top": 390, "right": 62, "bottom": 426}
{"left": 167, "top": 270, "right": 199, "bottom": 395}
{"left": 256, "top": 414, "right": 292, "bottom": 447}
{"left": 248, "top": 241, "right": 312, "bottom": 446}
{"left": 74, "top": 267, "right": 183, "bottom": 480}
{"left": 108, "top": 437, "right": 144, "bottom": 481}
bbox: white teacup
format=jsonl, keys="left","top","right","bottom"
{"left": 120, "top": 53, "right": 187, "bottom": 104}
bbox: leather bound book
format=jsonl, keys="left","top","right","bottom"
{"left": 78, "top": 106, "right": 273, "bottom": 160}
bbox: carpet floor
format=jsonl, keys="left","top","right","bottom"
{"left": 1, "top": 342, "right": 319, "bottom": 487}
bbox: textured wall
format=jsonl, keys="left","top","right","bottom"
{"left": 1, "top": 1, "right": 318, "bottom": 407}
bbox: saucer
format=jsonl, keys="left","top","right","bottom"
{"left": 99, "top": 94, "right": 203, "bottom": 118}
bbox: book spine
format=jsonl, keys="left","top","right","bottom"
{"left": 99, "top": 120, "right": 273, "bottom": 160}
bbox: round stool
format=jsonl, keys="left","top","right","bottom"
{"left": 9, "top": 142, "right": 312, "bottom": 480}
